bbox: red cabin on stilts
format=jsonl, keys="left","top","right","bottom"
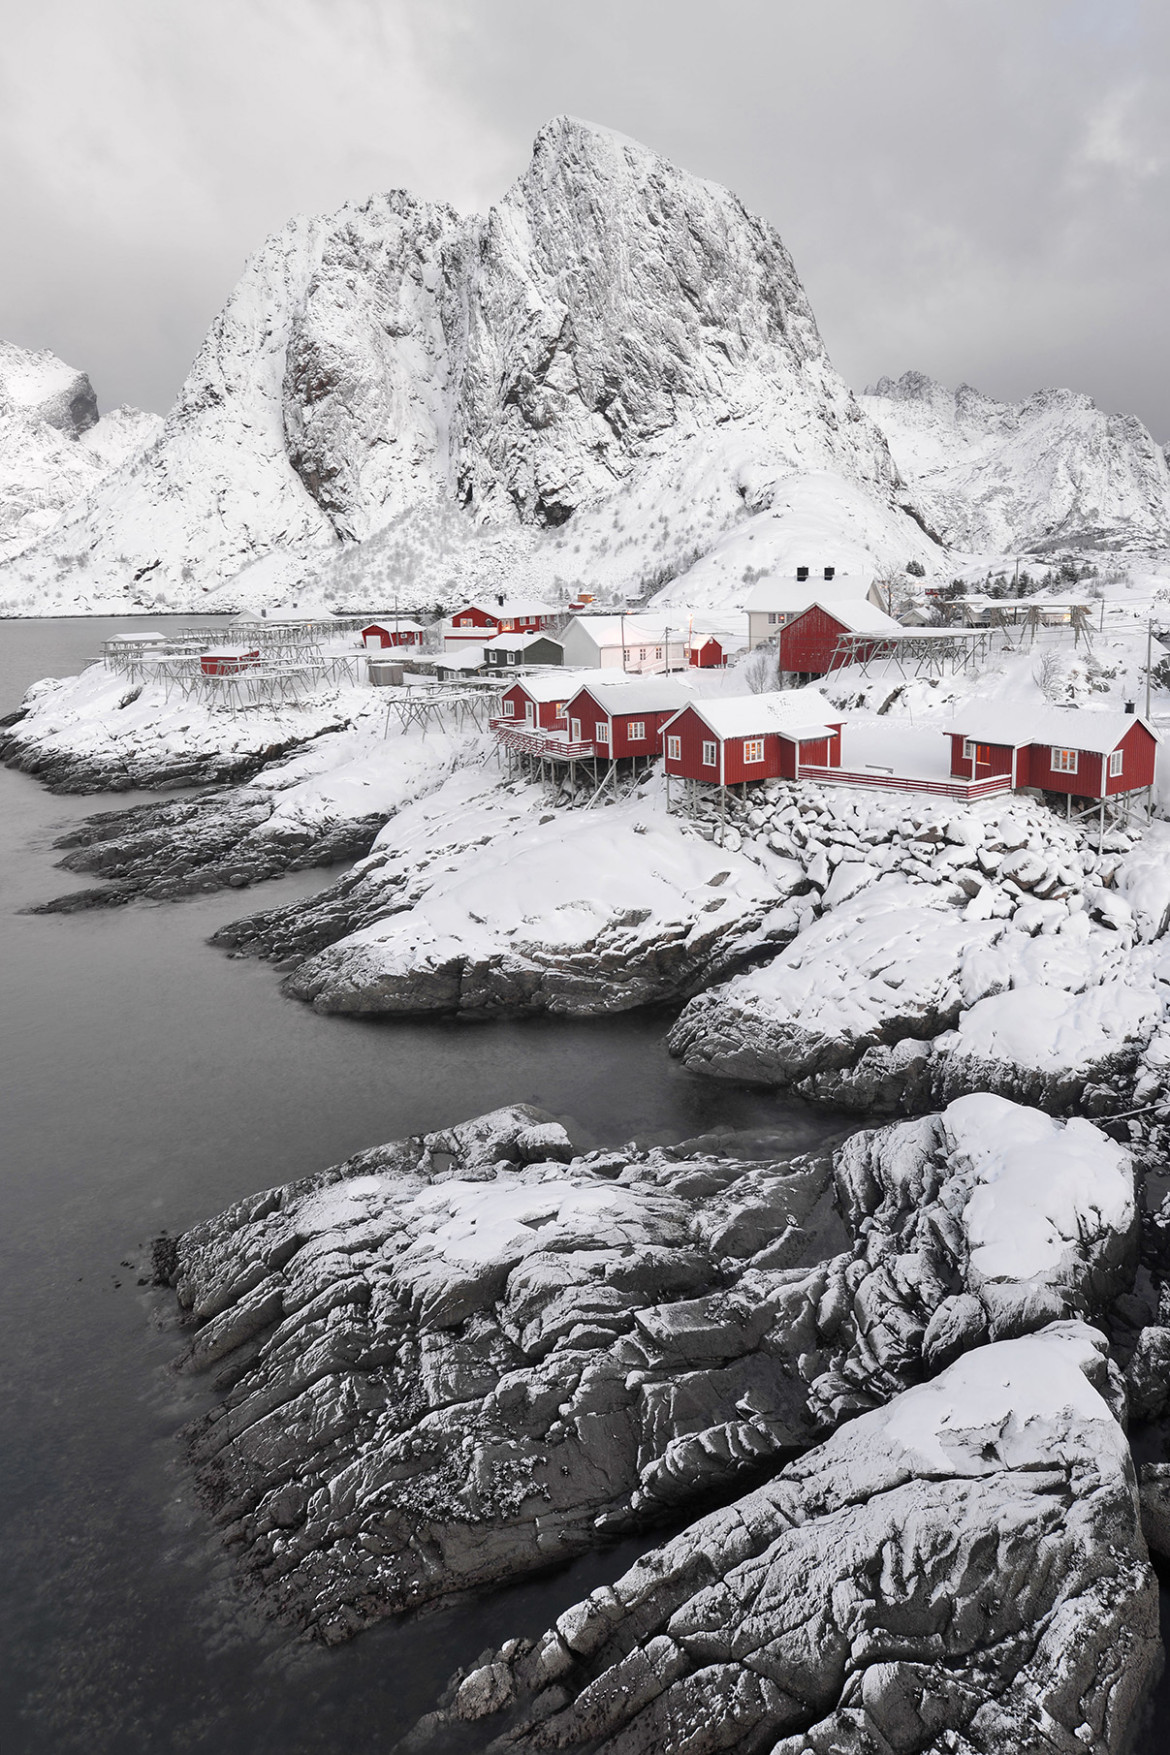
{"left": 778, "top": 601, "right": 902, "bottom": 680}
{"left": 946, "top": 705, "right": 1158, "bottom": 800}
{"left": 565, "top": 677, "right": 692, "bottom": 758}
{"left": 661, "top": 690, "right": 844, "bottom": 785}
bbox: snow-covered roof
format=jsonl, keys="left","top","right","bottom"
{"left": 504, "top": 670, "right": 606, "bottom": 702}
{"left": 671, "top": 688, "right": 843, "bottom": 741}
{"left": 451, "top": 598, "right": 555, "bottom": 620}
{"left": 795, "top": 600, "right": 903, "bottom": 635}
{"left": 946, "top": 704, "right": 1159, "bottom": 753}
{"left": 744, "top": 575, "right": 876, "bottom": 613}
{"left": 563, "top": 615, "right": 680, "bottom": 648}
{"left": 481, "top": 630, "right": 563, "bottom": 651}
{"left": 434, "top": 650, "right": 485, "bottom": 671}
{"left": 364, "top": 618, "right": 425, "bottom": 634}
{"left": 570, "top": 676, "right": 693, "bottom": 714}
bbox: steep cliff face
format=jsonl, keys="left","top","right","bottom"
{"left": 863, "top": 369, "right": 1170, "bottom": 553}
{"left": 0, "top": 342, "right": 160, "bottom": 565}
{"left": 0, "top": 118, "right": 902, "bottom": 614}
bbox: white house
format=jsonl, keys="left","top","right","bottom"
{"left": 559, "top": 615, "right": 691, "bottom": 673}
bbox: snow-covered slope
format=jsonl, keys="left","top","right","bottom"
{"left": 0, "top": 118, "right": 911, "bottom": 616}
{"left": 863, "top": 369, "right": 1170, "bottom": 553}
{"left": 0, "top": 342, "right": 160, "bottom": 565}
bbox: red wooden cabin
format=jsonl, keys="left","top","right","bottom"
{"left": 689, "top": 635, "right": 725, "bottom": 669}
{"left": 778, "top": 601, "right": 901, "bottom": 679}
{"left": 362, "top": 620, "right": 424, "bottom": 649}
{"left": 661, "top": 691, "right": 844, "bottom": 784}
{"left": 446, "top": 597, "right": 556, "bottom": 641}
{"left": 946, "top": 706, "right": 1158, "bottom": 799}
{"left": 565, "top": 677, "right": 691, "bottom": 758}
{"left": 496, "top": 676, "right": 575, "bottom": 731}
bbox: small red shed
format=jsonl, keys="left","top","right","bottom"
{"left": 946, "top": 705, "right": 1158, "bottom": 799}
{"left": 661, "top": 690, "right": 845, "bottom": 785}
{"left": 362, "top": 620, "right": 424, "bottom": 649}
{"left": 565, "top": 677, "right": 692, "bottom": 759}
{"left": 689, "top": 634, "right": 725, "bottom": 669}
{"left": 200, "top": 648, "right": 259, "bottom": 676}
{"left": 778, "top": 600, "right": 902, "bottom": 679}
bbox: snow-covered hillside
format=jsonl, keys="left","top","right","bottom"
{"left": 0, "top": 118, "right": 914, "bottom": 616}
{"left": 0, "top": 342, "right": 160, "bottom": 565}
{"left": 863, "top": 369, "right": 1170, "bottom": 554}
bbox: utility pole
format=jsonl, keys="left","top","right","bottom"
{"left": 664, "top": 625, "right": 670, "bottom": 675}
{"left": 1146, "top": 616, "right": 1153, "bottom": 721}
{"left": 621, "top": 609, "right": 627, "bottom": 672}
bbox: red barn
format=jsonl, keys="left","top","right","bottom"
{"left": 565, "top": 677, "right": 692, "bottom": 758}
{"left": 946, "top": 706, "right": 1158, "bottom": 799}
{"left": 445, "top": 597, "right": 556, "bottom": 643}
{"left": 778, "top": 600, "right": 902, "bottom": 679}
{"left": 689, "top": 634, "right": 725, "bottom": 669}
{"left": 661, "top": 690, "right": 844, "bottom": 785}
{"left": 362, "top": 620, "right": 424, "bottom": 649}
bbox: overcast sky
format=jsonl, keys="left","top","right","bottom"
{"left": 2, "top": 0, "right": 1168, "bottom": 435}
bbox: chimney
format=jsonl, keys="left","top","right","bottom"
{"left": 824, "top": 565, "right": 835, "bottom": 581}
{"left": 497, "top": 594, "right": 505, "bottom": 607}
{"left": 1125, "top": 700, "right": 1135, "bottom": 714}
{"left": 795, "top": 565, "right": 809, "bottom": 583}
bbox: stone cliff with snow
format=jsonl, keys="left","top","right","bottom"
{"left": 0, "top": 119, "right": 923, "bottom": 615}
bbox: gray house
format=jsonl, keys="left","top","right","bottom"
{"left": 481, "top": 631, "right": 564, "bottom": 668}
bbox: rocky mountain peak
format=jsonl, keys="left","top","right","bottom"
{"left": 0, "top": 339, "right": 98, "bottom": 436}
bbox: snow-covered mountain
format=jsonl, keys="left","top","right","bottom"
{"left": 0, "top": 118, "right": 922, "bottom": 615}
{"left": 862, "top": 369, "right": 1170, "bottom": 554}
{"left": 0, "top": 343, "right": 161, "bottom": 567}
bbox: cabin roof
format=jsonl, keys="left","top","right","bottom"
{"left": 946, "top": 704, "right": 1159, "bottom": 753}
{"left": 481, "top": 630, "right": 563, "bottom": 651}
{"left": 363, "top": 618, "right": 425, "bottom": 634}
{"left": 670, "top": 688, "right": 842, "bottom": 740}
{"left": 570, "top": 676, "right": 693, "bottom": 714}
{"left": 744, "top": 575, "right": 876, "bottom": 613}
{"left": 450, "top": 598, "right": 555, "bottom": 620}
{"left": 789, "top": 600, "right": 904, "bottom": 635}
{"left": 505, "top": 670, "right": 606, "bottom": 702}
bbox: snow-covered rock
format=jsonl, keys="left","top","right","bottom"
{"left": 413, "top": 1325, "right": 1159, "bottom": 1755}
{"left": 863, "top": 369, "right": 1170, "bottom": 553}
{"left": 0, "top": 118, "right": 904, "bottom": 616}
{"left": 0, "top": 340, "right": 160, "bottom": 565}
{"left": 161, "top": 1096, "right": 1137, "bottom": 1642}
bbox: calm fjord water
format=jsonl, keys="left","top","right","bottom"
{"left": 0, "top": 621, "right": 843, "bottom": 1753}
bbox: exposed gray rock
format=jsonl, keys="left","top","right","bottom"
{"left": 30, "top": 790, "right": 385, "bottom": 910}
{"left": 1138, "top": 1462, "right": 1170, "bottom": 1560}
{"left": 0, "top": 720, "right": 325, "bottom": 794}
{"left": 161, "top": 1096, "right": 1136, "bottom": 1643}
{"left": 1125, "top": 1324, "right": 1170, "bottom": 1422}
{"left": 409, "top": 1326, "right": 1159, "bottom": 1755}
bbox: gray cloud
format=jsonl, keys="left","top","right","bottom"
{"left": 2, "top": 0, "right": 1168, "bottom": 438}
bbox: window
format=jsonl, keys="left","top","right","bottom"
{"left": 963, "top": 739, "right": 991, "bottom": 764}
{"left": 508, "top": 653, "right": 517, "bottom": 664}
{"left": 666, "top": 736, "right": 682, "bottom": 760}
{"left": 554, "top": 703, "right": 567, "bottom": 720}
{"left": 570, "top": 717, "right": 582, "bottom": 741}
{"left": 525, "top": 703, "right": 535, "bottom": 724}
{"left": 504, "top": 699, "right": 515, "bottom": 717}
{"left": 459, "top": 616, "right": 473, "bottom": 627}
{"left": 1109, "top": 749, "right": 1124, "bottom": 776}
{"left": 639, "top": 648, "right": 647, "bottom": 662}
{"left": 743, "top": 738, "right": 765, "bottom": 763}
{"left": 767, "top": 612, "right": 779, "bottom": 625}
{"left": 655, "top": 647, "right": 662, "bottom": 660}
{"left": 628, "top": 721, "right": 646, "bottom": 741}
{"left": 962, "top": 738, "right": 975, "bottom": 759}
{"left": 1051, "top": 747, "right": 1078, "bottom": 774}
{"left": 702, "top": 740, "right": 717, "bottom": 766}
{"left": 596, "top": 721, "right": 610, "bottom": 743}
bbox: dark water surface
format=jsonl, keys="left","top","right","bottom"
{"left": 0, "top": 621, "right": 845, "bottom": 1753}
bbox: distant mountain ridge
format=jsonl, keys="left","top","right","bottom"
{"left": 0, "top": 341, "right": 161, "bottom": 567}
{"left": 861, "top": 369, "right": 1170, "bottom": 554}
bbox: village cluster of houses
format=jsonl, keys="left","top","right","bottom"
{"left": 489, "top": 669, "right": 1156, "bottom": 807}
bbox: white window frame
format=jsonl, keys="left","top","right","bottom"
{"left": 962, "top": 738, "right": 975, "bottom": 759}
{"left": 702, "top": 740, "right": 717, "bottom": 766}
{"left": 1109, "top": 749, "right": 1124, "bottom": 776}
{"left": 503, "top": 698, "right": 515, "bottom": 716}
{"left": 743, "top": 738, "right": 765, "bottom": 764}
{"left": 459, "top": 616, "right": 473, "bottom": 627}
{"left": 570, "top": 717, "right": 582, "bottom": 742}
{"left": 553, "top": 703, "right": 567, "bottom": 720}
{"left": 767, "top": 612, "right": 779, "bottom": 625}
{"left": 596, "top": 720, "right": 611, "bottom": 744}
{"left": 1051, "top": 747, "right": 1078, "bottom": 774}
{"left": 628, "top": 720, "right": 646, "bottom": 741}
{"left": 666, "top": 735, "right": 682, "bottom": 760}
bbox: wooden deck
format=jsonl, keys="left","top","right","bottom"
{"left": 798, "top": 763, "right": 1012, "bottom": 801}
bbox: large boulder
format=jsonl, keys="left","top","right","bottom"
{"left": 413, "top": 1325, "right": 1159, "bottom": 1755}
